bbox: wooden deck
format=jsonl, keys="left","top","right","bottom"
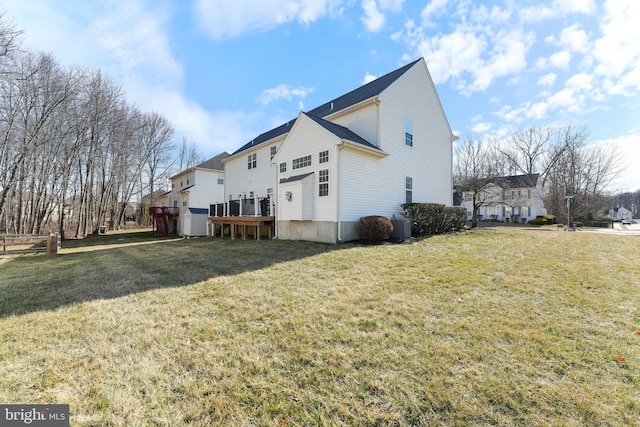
{"left": 209, "top": 216, "right": 275, "bottom": 240}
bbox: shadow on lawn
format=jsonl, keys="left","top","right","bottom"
{"left": 0, "top": 234, "right": 344, "bottom": 317}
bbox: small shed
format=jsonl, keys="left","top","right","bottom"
{"left": 183, "top": 207, "right": 209, "bottom": 237}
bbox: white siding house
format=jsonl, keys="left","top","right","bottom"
{"left": 162, "top": 152, "right": 228, "bottom": 236}
{"left": 457, "top": 174, "right": 547, "bottom": 223}
{"left": 218, "top": 58, "right": 455, "bottom": 243}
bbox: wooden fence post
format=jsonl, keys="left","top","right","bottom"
{"left": 46, "top": 232, "right": 52, "bottom": 257}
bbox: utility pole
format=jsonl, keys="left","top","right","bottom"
{"left": 565, "top": 195, "right": 574, "bottom": 229}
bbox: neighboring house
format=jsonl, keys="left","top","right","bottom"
{"left": 606, "top": 206, "right": 633, "bottom": 221}
{"left": 457, "top": 174, "right": 547, "bottom": 223}
{"left": 218, "top": 58, "right": 456, "bottom": 243}
{"left": 156, "top": 152, "right": 229, "bottom": 236}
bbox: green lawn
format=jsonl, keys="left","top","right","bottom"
{"left": 1, "top": 229, "right": 639, "bottom": 426}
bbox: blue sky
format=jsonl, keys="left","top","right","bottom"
{"left": 3, "top": 0, "right": 639, "bottom": 192}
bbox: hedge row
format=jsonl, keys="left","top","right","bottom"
{"left": 401, "top": 203, "right": 467, "bottom": 237}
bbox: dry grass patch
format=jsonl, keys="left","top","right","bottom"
{"left": 1, "top": 229, "right": 639, "bottom": 425}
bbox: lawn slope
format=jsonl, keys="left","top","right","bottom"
{"left": 1, "top": 229, "right": 639, "bottom": 426}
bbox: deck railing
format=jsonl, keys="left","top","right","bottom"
{"left": 210, "top": 196, "right": 274, "bottom": 218}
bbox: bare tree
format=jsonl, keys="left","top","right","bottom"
{"left": 177, "top": 136, "right": 202, "bottom": 172}
{"left": 141, "top": 111, "right": 175, "bottom": 209}
{"left": 0, "top": 11, "right": 22, "bottom": 59}
{"left": 454, "top": 136, "right": 502, "bottom": 228}
{"left": 543, "top": 126, "right": 620, "bottom": 223}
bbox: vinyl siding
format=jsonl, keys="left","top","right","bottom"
{"left": 331, "top": 103, "right": 379, "bottom": 148}
{"left": 223, "top": 136, "right": 284, "bottom": 202}
{"left": 337, "top": 60, "right": 452, "bottom": 221}
{"left": 276, "top": 114, "right": 338, "bottom": 222}
{"left": 376, "top": 60, "right": 453, "bottom": 207}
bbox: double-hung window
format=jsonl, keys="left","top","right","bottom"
{"left": 279, "top": 162, "right": 287, "bottom": 173}
{"left": 248, "top": 153, "right": 257, "bottom": 169}
{"left": 405, "top": 119, "right": 413, "bottom": 147}
{"left": 319, "top": 169, "right": 329, "bottom": 197}
{"left": 406, "top": 176, "right": 413, "bottom": 203}
{"left": 270, "top": 146, "right": 277, "bottom": 160}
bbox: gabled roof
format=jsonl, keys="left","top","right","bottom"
{"left": 305, "top": 114, "right": 380, "bottom": 151}
{"left": 231, "top": 58, "right": 422, "bottom": 156}
{"left": 195, "top": 151, "right": 229, "bottom": 170}
{"left": 306, "top": 58, "right": 421, "bottom": 118}
{"left": 231, "top": 122, "right": 293, "bottom": 156}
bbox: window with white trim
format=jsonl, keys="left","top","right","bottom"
{"left": 319, "top": 169, "right": 329, "bottom": 197}
{"left": 270, "top": 146, "right": 277, "bottom": 160}
{"left": 279, "top": 162, "right": 287, "bottom": 173}
{"left": 292, "top": 155, "right": 312, "bottom": 170}
{"left": 405, "top": 119, "right": 413, "bottom": 147}
{"left": 248, "top": 153, "right": 257, "bottom": 169}
{"left": 319, "top": 150, "right": 329, "bottom": 164}
{"left": 406, "top": 176, "right": 413, "bottom": 203}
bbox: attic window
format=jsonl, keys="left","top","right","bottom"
{"left": 270, "top": 145, "right": 277, "bottom": 160}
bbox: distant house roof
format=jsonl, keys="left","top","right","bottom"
{"left": 456, "top": 174, "right": 540, "bottom": 193}
{"left": 280, "top": 172, "right": 314, "bottom": 184}
{"left": 195, "top": 151, "right": 229, "bottom": 170}
{"left": 231, "top": 58, "right": 421, "bottom": 156}
{"left": 305, "top": 114, "right": 381, "bottom": 151}
{"left": 187, "top": 207, "right": 209, "bottom": 215}
{"left": 501, "top": 174, "right": 540, "bottom": 188}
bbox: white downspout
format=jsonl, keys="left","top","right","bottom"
{"left": 337, "top": 146, "right": 341, "bottom": 242}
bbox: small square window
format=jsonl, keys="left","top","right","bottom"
{"left": 319, "top": 150, "right": 329, "bottom": 164}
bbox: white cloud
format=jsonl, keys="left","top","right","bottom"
{"left": 549, "top": 50, "right": 571, "bottom": 70}
{"left": 597, "top": 132, "right": 640, "bottom": 192}
{"left": 558, "top": 24, "right": 590, "bottom": 53}
{"left": 361, "top": 0, "right": 386, "bottom": 32}
{"left": 420, "top": 0, "right": 449, "bottom": 26}
{"left": 378, "top": 0, "right": 405, "bottom": 13}
{"left": 471, "top": 122, "right": 492, "bottom": 133}
{"left": 256, "top": 84, "right": 314, "bottom": 105}
{"left": 538, "top": 73, "right": 557, "bottom": 86}
{"left": 521, "top": 0, "right": 596, "bottom": 22}
{"left": 593, "top": 0, "right": 640, "bottom": 92}
{"left": 194, "top": 0, "right": 344, "bottom": 40}
{"left": 362, "top": 73, "right": 378, "bottom": 84}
